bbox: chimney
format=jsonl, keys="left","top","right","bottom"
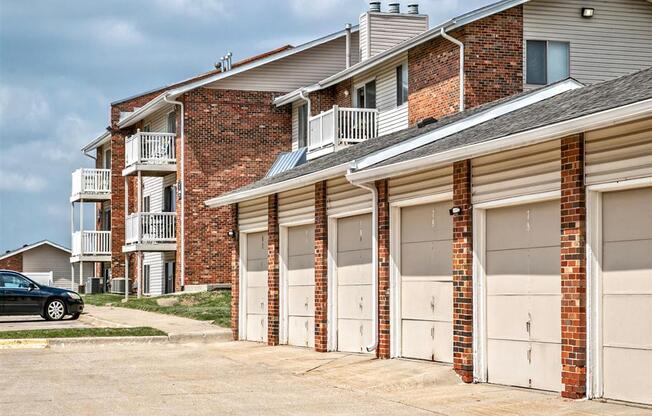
{"left": 407, "top": 4, "right": 419, "bottom": 14}
{"left": 369, "top": 1, "right": 381, "bottom": 12}
{"left": 388, "top": 3, "right": 400, "bottom": 13}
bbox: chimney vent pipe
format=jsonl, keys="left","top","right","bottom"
{"left": 407, "top": 4, "right": 419, "bottom": 14}
{"left": 388, "top": 3, "right": 400, "bottom": 13}
{"left": 369, "top": 1, "right": 381, "bottom": 12}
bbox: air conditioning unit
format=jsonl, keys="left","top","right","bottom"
{"left": 85, "top": 277, "right": 103, "bottom": 294}
{"left": 110, "top": 278, "right": 131, "bottom": 294}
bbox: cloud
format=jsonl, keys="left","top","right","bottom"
{"left": 0, "top": 171, "right": 47, "bottom": 192}
{"left": 153, "top": 0, "right": 228, "bottom": 18}
{"left": 91, "top": 18, "right": 145, "bottom": 45}
{"left": 0, "top": 86, "right": 51, "bottom": 127}
{"left": 289, "top": 0, "right": 366, "bottom": 20}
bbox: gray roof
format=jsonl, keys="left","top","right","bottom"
{"left": 214, "top": 66, "right": 652, "bottom": 201}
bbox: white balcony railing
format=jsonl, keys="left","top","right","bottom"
{"left": 72, "top": 231, "right": 111, "bottom": 256}
{"left": 308, "top": 106, "right": 378, "bottom": 152}
{"left": 125, "top": 212, "right": 176, "bottom": 245}
{"left": 71, "top": 168, "right": 111, "bottom": 197}
{"left": 125, "top": 131, "right": 176, "bottom": 168}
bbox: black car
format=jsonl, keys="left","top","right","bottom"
{"left": 0, "top": 270, "right": 84, "bottom": 321}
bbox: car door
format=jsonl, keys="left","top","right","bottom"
{"left": 1, "top": 272, "right": 42, "bottom": 315}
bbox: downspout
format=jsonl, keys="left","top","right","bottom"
{"left": 352, "top": 180, "right": 379, "bottom": 353}
{"left": 440, "top": 27, "right": 464, "bottom": 112}
{"left": 298, "top": 89, "right": 311, "bottom": 118}
{"left": 345, "top": 23, "right": 352, "bottom": 68}
{"left": 164, "top": 95, "right": 185, "bottom": 291}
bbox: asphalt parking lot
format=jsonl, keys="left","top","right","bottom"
{"left": 1, "top": 341, "right": 650, "bottom": 416}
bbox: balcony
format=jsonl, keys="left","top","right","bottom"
{"left": 123, "top": 212, "right": 176, "bottom": 252}
{"left": 70, "top": 168, "right": 111, "bottom": 203}
{"left": 70, "top": 231, "right": 111, "bottom": 263}
{"left": 307, "top": 106, "right": 378, "bottom": 160}
{"left": 123, "top": 131, "right": 177, "bottom": 177}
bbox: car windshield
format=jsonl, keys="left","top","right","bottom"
{"left": 0, "top": 273, "right": 31, "bottom": 289}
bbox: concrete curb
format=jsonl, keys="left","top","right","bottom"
{"left": 168, "top": 331, "right": 232, "bottom": 343}
{"left": 0, "top": 339, "right": 48, "bottom": 349}
{"left": 48, "top": 336, "right": 169, "bottom": 347}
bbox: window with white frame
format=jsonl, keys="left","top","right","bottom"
{"left": 297, "top": 103, "right": 308, "bottom": 148}
{"left": 355, "top": 80, "right": 376, "bottom": 109}
{"left": 396, "top": 63, "right": 408, "bottom": 106}
{"left": 526, "top": 40, "right": 570, "bottom": 85}
{"left": 167, "top": 111, "right": 177, "bottom": 134}
{"left": 143, "top": 195, "right": 151, "bottom": 213}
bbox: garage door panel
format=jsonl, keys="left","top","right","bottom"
{"left": 337, "top": 250, "right": 372, "bottom": 285}
{"left": 527, "top": 200, "right": 561, "bottom": 248}
{"left": 401, "top": 281, "right": 452, "bottom": 321}
{"left": 338, "top": 284, "right": 372, "bottom": 319}
{"left": 247, "top": 233, "right": 268, "bottom": 259}
{"left": 401, "top": 320, "right": 434, "bottom": 360}
{"left": 337, "top": 215, "right": 372, "bottom": 252}
{"left": 603, "top": 240, "right": 652, "bottom": 294}
{"left": 288, "top": 285, "right": 315, "bottom": 317}
{"left": 288, "top": 225, "right": 315, "bottom": 256}
{"left": 530, "top": 342, "right": 562, "bottom": 392}
{"left": 246, "top": 287, "right": 268, "bottom": 314}
{"left": 487, "top": 206, "right": 530, "bottom": 250}
{"left": 604, "top": 347, "right": 652, "bottom": 405}
{"left": 487, "top": 295, "right": 529, "bottom": 341}
{"left": 603, "top": 187, "right": 652, "bottom": 242}
{"left": 529, "top": 295, "right": 561, "bottom": 343}
{"left": 433, "top": 321, "right": 453, "bottom": 363}
{"left": 288, "top": 254, "right": 315, "bottom": 286}
{"left": 487, "top": 339, "right": 531, "bottom": 387}
{"left": 401, "top": 203, "right": 452, "bottom": 243}
{"left": 247, "top": 266, "right": 268, "bottom": 287}
{"left": 246, "top": 313, "right": 267, "bottom": 343}
{"left": 401, "top": 240, "right": 453, "bottom": 280}
{"left": 337, "top": 319, "right": 372, "bottom": 353}
{"left": 288, "top": 316, "right": 314, "bottom": 348}
{"left": 528, "top": 247, "right": 561, "bottom": 294}
{"left": 603, "top": 295, "right": 652, "bottom": 348}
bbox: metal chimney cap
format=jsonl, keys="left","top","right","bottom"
{"left": 388, "top": 3, "right": 400, "bottom": 13}
{"left": 345, "top": 23, "right": 352, "bottom": 30}
{"left": 407, "top": 4, "right": 419, "bottom": 14}
{"left": 369, "top": 1, "right": 381, "bottom": 12}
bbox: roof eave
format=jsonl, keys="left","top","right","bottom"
{"left": 81, "top": 130, "right": 111, "bottom": 153}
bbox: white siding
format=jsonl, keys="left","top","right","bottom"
{"left": 353, "top": 52, "right": 409, "bottom": 137}
{"left": 278, "top": 186, "right": 314, "bottom": 225}
{"left": 523, "top": 0, "right": 652, "bottom": 86}
{"left": 143, "top": 105, "right": 174, "bottom": 132}
{"left": 388, "top": 166, "right": 453, "bottom": 203}
{"left": 327, "top": 176, "right": 372, "bottom": 216}
{"left": 472, "top": 140, "right": 561, "bottom": 204}
{"left": 70, "top": 263, "right": 95, "bottom": 290}
{"left": 213, "top": 33, "right": 360, "bottom": 92}
{"left": 239, "top": 197, "right": 268, "bottom": 232}
{"left": 585, "top": 117, "right": 652, "bottom": 186}
{"left": 292, "top": 101, "right": 300, "bottom": 151}
{"left": 22, "top": 245, "right": 91, "bottom": 289}
{"left": 360, "top": 12, "right": 428, "bottom": 61}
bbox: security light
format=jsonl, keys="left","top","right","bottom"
{"left": 581, "top": 7, "right": 594, "bottom": 18}
{"left": 449, "top": 207, "right": 462, "bottom": 216}
{"left": 228, "top": 230, "right": 237, "bottom": 238}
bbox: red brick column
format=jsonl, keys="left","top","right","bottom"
{"left": 230, "top": 203, "right": 240, "bottom": 341}
{"left": 267, "top": 194, "right": 280, "bottom": 346}
{"left": 560, "top": 134, "right": 587, "bottom": 399}
{"left": 453, "top": 160, "right": 474, "bottom": 383}
{"left": 109, "top": 130, "right": 127, "bottom": 279}
{"left": 314, "top": 181, "right": 328, "bottom": 352}
{"left": 376, "top": 179, "right": 391, "bottom": 359}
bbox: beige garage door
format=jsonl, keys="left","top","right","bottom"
{"left": 287, "top": 224, "right": 315, "bottom": 348}
{"left": 486, "top": 200, "right": 561, "bottom": 391}
{"left": 336, "top": 214, "right": 373, "bottom": 353}
{"left": 601, "top": 187, "right": 652, "bottom": 405}
{"left": 400, "top": 202, "right": 453, "bottom": 362}
{"left": 246, "top": 232, "right": 268, "bottom": 343}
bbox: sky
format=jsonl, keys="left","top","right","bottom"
{"left": 0, "top": 0, "right": 494, "bottom": 253}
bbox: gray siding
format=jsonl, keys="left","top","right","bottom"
{"left": 22, "top": 245, "right": 93, "bottom": 289}
{"left": 360, "top": 12, "right": 428, "bottom": 61}
{"left": 523, "top": 0, "right": 652, "bottom": 86}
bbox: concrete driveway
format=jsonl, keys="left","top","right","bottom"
{"left": 1, "top": 341, "right": 649, "bottom": 416}
{"left": 0, "top": 315, "right": 95, "bottom": 331}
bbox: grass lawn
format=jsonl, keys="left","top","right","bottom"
{"left": 0, "top": 327, "right": 166, "bottom": 339}
{"left": 83, "top": 291, "right": 231, "bottom": 328}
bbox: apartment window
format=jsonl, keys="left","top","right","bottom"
{"left": 355, "top": 80, "right": 376, "bottom": 109}
{"left": 297, "top": 103, "right": 308, "bottom": 148}
{"left": 103, "top": 149, "right": 111, "bottom": 169}
{"left": 103, "top": 209, "right": 111, "bottom": 231}
{"left": 396, "top": 64, "right": 408, "bottom": 106}
{"left": 142, "top": 124, "right": 151, "bottom": 132}
{"left": 143, "top": 195, "right": 151, "bottom": 213}
{"left": 164, "top": 185, "right": 176, "bottom": 213}
{"left": 526, "top": 40, "right": 570, "bottom": 85}
{"left": 167, "top": 111, "right": 177, "bottom": 134}
{"left": 143, "top": 264, "right": 151, "bottom": 295}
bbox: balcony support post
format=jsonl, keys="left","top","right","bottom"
{"left": 79, "top": 198, "right": 84, "bottom": 293}
{"left": 124, "top": 254, "right": 129, "bottom": 301}
{"left": 333, "top": 105, "right": 339, "bottom": 151}
{"left": 70, "top": 202, "right": 74, "bottom": 290}
{"left": 124, "top": 176, "right": 129, "bottom": 301}
{"left": 137, "top": 171, "right": 142, "bottom": 244}
{"left": 137, "top": 252, "right": 142, "bottom": 299}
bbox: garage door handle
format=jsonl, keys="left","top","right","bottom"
{"left": 305, "top": 297, "right": 309, "bottom": 309}
{"left": 359, "top": 324, "right": 364, "bottom": 336}
{"left": 260, "top": 301, "right": 264, "bottom": 310}
{"left": 430, "top": 297, "right": 435, "bottom": 311}
{"left": 359, "top": 297, "right": 364, "bottom": 310}
{"left": 431, "top": 326, "right": 435, "bottom": 339}
{"left": 527, "top": 347, "right": 532, "bottom": 364}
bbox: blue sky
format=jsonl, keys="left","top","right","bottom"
{"left": 0, "top": 0, "right": 493, "bottom": 253}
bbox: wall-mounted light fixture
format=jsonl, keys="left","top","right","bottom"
{"left": 581, "top": 7, "right": 595, "bottom": 18}
{"left": 449, "top": 206, "right": 462, "bottom": 216}
{"left": 228, "top": 229, "right": 237, "bottom": 238}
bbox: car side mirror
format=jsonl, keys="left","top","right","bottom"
{"left": 28, "top": 283, "right": 37, "bottom": 291}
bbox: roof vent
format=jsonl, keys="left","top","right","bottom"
{"left": 22, "top": 244, "right": 28, "bottom": 248}
{"left": 417, "top": 117, "right": 438, "bottom": 128}
{"left": 407, "top": 4, "right": 419, "bottom": 14}
{"left": 388, "top": 3, "right": 400, "bottom": 13}
{"left": 369, "top": 1, "right": 381, "bottom": 12}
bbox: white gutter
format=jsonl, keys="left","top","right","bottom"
{"left": 205, "top": 164, "right": 348, "bottom": 208}
{"left": 440, "top": 28, "right": 464, "bottom": 112}
{"left": 348, "top": 98, "right": 652, "bottom": 184}
{"left": 118, "top": 93, "right": 168, "bottom": 128}
{"left": 299, "top": 89, "right": 311, "bottom": 121}
{"left": 353, "top": 181, "right": 379, "bottom": 353}
{"left": 163, "top": 96, "right": 186, "bottom": 291}
{"left": 351, "top": 79, "right": 583, "bottom": 172}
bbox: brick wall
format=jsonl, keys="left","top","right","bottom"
{"left": 314, "top": 181, "right": 328, "bottom": 352}
{"left": 179, "top": 88, "right": 292, "bottom": 288}
{"left": 230, "top": 203, "right": 240, "bottom": 340}
{"left": 408, "top": 7, "right": 523, "bottom": 125}
{"left": 310, "top": 79, "right": 353, "bottom": 116}
{"left": 560, "top": 134, "right": 587, "bottom": 399}
{"left": 452, "top": 160, "right": 474, "bottom": 383}
{"left": 376, "top": 179, "right": 390, "bottom": 359}
{"left": 0, "top": 252, "right": 23, "bottom": 271}
{"left": 267, "top": 194, "right": 280, "bottom": 346}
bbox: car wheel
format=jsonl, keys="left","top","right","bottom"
{"left": 70, "top": 313, "right": 81, "bottom": 320}
{"left": 45, "top": 299, "right": 66, "bottom": 321}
